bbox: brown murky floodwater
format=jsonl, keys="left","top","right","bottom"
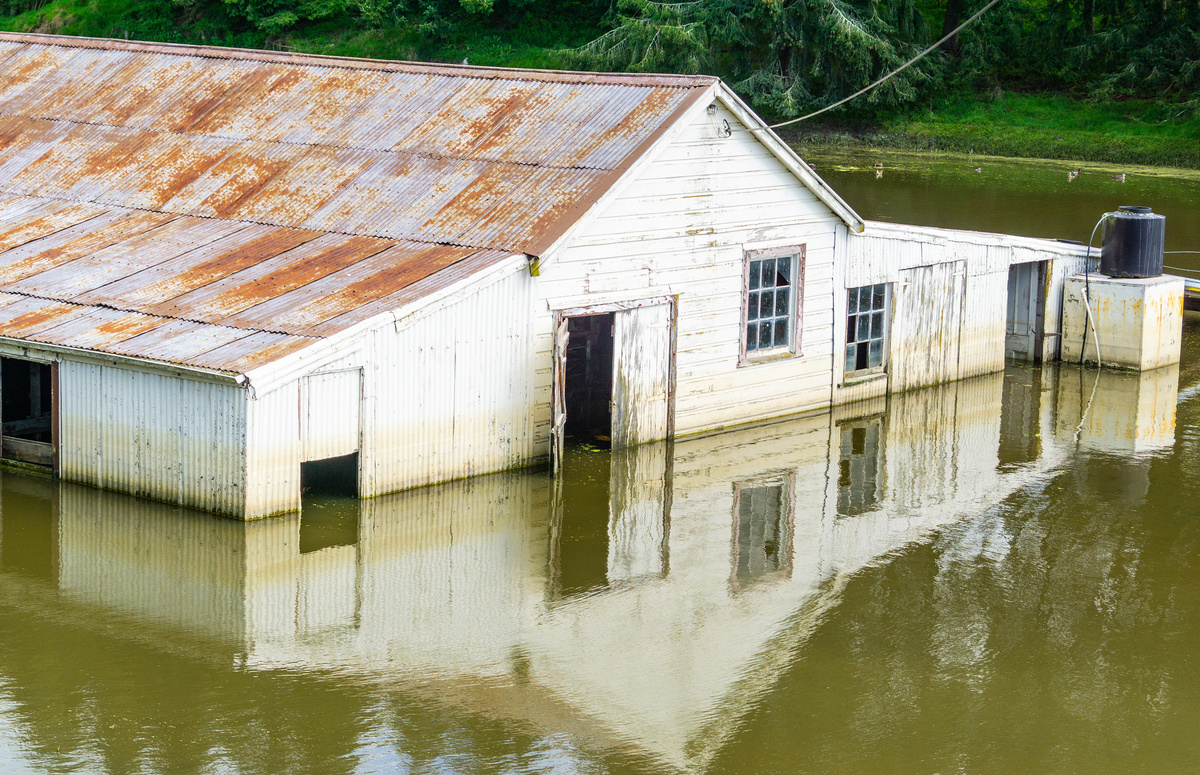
{"left": 3, "top": 151, "right": 1200, "bottom": 774}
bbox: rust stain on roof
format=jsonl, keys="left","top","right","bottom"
{"left": 0, "top": 33, "right": 715, "bottom": 372}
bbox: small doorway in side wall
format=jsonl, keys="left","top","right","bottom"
{"left": 0, "top": 356, "right": 56, "bottom": 469}
{"left": 1005, "top": 261, "right": 1048, "bottom": 361}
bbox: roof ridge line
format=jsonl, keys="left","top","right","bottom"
{"left": 0, "top": 32, "right": 720, "bottom": 88}
{"left": 0, "top": 188, "right": 511, "bottom": 254}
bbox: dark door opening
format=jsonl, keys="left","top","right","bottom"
{"left": 299, "top": 453, "right": 359, "bottom": 553}
{"left": 1, "top": 357, "right": 54, "bottom": 468}
{"left": 300, "top": 452, "right": 359, "bottom": 497}
{"left": 564, "top": 313, "right": 614, "bottom": 444}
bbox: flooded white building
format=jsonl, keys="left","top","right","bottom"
{"left": 0, "top": 33, "right": 1110, "bottom": 517}
{"left": 0, "top": 362, "right": 1180, "bottom": 771}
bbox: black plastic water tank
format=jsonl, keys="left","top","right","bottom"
{"left": 1100, "top": 205, "right": 1165, "bottom": 278}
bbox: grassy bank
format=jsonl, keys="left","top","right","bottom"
{"left": 782, "top": 93, "right": 1200, "bottom": 170}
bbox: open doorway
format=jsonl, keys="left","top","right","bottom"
{"left": 1005, "top": 261, "right": 1047, "bottom": 361}
{"left": 1, "top": 357, "right": 54, "bottom": 468}
{"left": 563, "top": 313, "right": 614, "bottom": 444}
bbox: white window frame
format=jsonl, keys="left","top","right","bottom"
{"left": 844, "top": 282, "right": 890, "bottom": 378}
{"left": 740, "top": 244, "right": 805, "bottom": 365}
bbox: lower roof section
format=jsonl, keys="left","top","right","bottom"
{"left": 0, "top": 194, "right": 512, "bottom": 374}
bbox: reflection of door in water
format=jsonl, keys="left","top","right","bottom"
{"left": 1005, "top": 261, "right": 1047, "bottom": 361}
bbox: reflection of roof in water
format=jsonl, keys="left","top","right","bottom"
{"left": 0, "top": 363, "right": 1182, "bottom": 772}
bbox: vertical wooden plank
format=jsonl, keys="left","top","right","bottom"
{"left": 551, "top": 313, "right": 569, "bottom": 473}
{"left": 611, "top": 303, "right": 672, "bottom": 448}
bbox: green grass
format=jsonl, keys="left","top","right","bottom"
{"left": 787, "top": 92, "right": 1200, "bottom": 169}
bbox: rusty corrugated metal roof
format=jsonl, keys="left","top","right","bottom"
{"left": 0, "top": 33, "right": 715, "bottom": 373}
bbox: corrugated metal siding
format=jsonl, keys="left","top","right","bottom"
{"left": 58, "top": 358, "right": 248, "bottom": 515}
{"left": 245, "top": 381, "right": 301, "bottom": 517}
{"left": 300, "top": 369, "right": 361, "bottom": 462}
{"left": 359, "top": 264, "right": 538, "bottom": 497}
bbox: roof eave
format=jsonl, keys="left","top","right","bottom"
{"left": 713, "top": 84, "right": 866, "bottom": 234}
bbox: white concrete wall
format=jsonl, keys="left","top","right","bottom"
{"left": 58, "top": 358, "right": 247, "bottom": 516}
{"left": 535, "top": 100, "right": 846, "bottom": 441}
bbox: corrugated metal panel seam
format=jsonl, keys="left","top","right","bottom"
{"left": 0, "top": 111, "right": 681, "bottom": 173}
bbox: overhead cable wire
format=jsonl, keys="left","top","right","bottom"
{"left": 750, "top": 0, "right": 1004, "bottom": 131}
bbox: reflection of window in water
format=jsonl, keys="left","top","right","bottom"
{"left": 732, "top": 477, "right": 792, "bottom": 586}
{"left": 838, "top": 418, "right": 884, "bottom": 515}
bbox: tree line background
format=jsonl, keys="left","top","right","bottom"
{"left": 3, "top": 0, "right": 1198, "bottom": 120}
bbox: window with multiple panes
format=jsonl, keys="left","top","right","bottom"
{"left": 731, "top": 476, "right": 792, "bottom": 587}
{"left": 837, "top": 417, "right": 884, "bottom": 516}
{"left": 845, "top": 283, "right": 888, "bottom": 375}
{"left": 745, "top": 254, "right": 797, "bottom": 355}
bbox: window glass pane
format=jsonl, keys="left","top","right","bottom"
{"left": 759, "top": 290, "right": 774, "bottom": 320}
{"left": 777, "top": 256, "right": 791, "bottom": 283}
{"left": 845, "top": 344, "right": 856, "bottom": 374}
{"left": 859, "top": 286, "right": 872, "bottom": 309}
{"left": 872, "top": 284, "right": 886, "bottom": 310}
{"left": 848, "top": 290, "right": 858, "bottom": 315}
{"left": 748, "top": 291, "right": 760, "bottom": 321}
{"left": 871, "top": 310, "right": 884, "bottom": 338}
{"left": 759, "top": 323, "right": 773, "bottom": 349}
{"left": 748, "top": 261, "right": 760, "bottom": 290}
{"left": 774, "top": 319, "right": 788, "bottom": 345}
{"left": 775, "top": 288, "right": 789, "bottom": 317}
{"left": 761, "top": 259, "right": 776, "bottom": 288}
{"left": 857, "top": 314, "right": 870, "bottom": 341}
{"left": 746, "top": 322, "right": 758, "bottom": 351}
{"left": 869, "top": 338, "right": 884, "bottom": 367}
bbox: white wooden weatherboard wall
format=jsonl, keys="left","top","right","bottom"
{"left": 58, "top": 358, "right": 247, "bottom": 516}
{"left": 835, "top": 222, "right": 1093, "bottom": 404}
{"left": 534, "top": 98, "right": 845, "bottom": 442}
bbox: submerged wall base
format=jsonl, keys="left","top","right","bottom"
{"left": 1061, "top": 274, "right": 1183, "bottom": 370}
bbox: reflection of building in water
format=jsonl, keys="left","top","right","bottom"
{"left": 0, "top": 363, "right": 1181, "bottom": 773}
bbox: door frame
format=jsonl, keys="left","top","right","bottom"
{"left": 550, "top": 296, "right": 677, "bottom": 470}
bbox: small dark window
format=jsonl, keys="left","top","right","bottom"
{"left": 845, "top": 283, "right": 888, "bottom": 375}
{"left": 732, "top": 477, "right": 792, "bottom": 586}
{"left": 838, "top": 417, "right": 884, "bottom": 515}
{"left": 746, "top": 255, "right": 795, "bottom": 354}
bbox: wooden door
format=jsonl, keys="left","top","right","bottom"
{"left": 611, "top": 303, "right": 672, "bottom": 448}
{"left": 890, "top": 261, "right": 965, "bottom": 392}
{"left": 1005, "top": 261, "right": 1044, "bottom": 360}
